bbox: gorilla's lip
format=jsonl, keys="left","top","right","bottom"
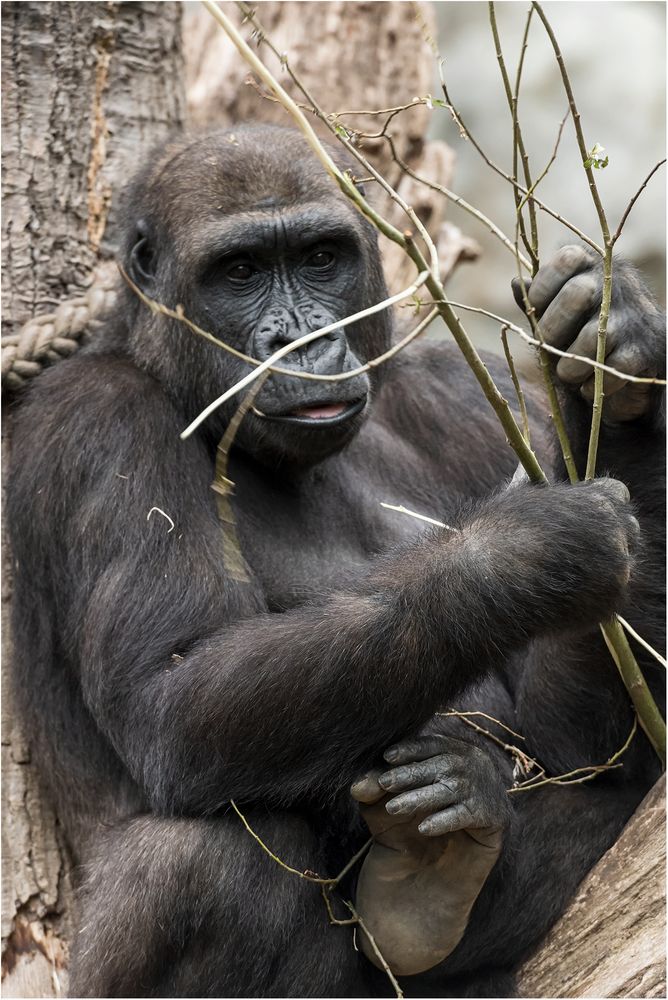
{"left": 257, "top": 396, "right": 367, "bottom": 427}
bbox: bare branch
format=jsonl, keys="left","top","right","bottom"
{"left": 509, "top": 718, "right": 637, "bottom": 793}
{"left": 489, "top": 1, "right": 539, "bottom": 269}
{"left": 612, "top": 158, "right": 667, "bottom": 245}
{"left": 381, "top": 133, "right": 532, "bottom": 271}
{"left": 501, "top": 325, "right": 531, "bottom": 445}
{"left": 439, "top": 710, "right": 527, "bottom": 742}
{"left": 601, "top": 620, "right": 667, "bottom": 766}
{"left": 347, "top": 902, "right": 404, "bottom": 999}
{"left": 443, "top": 300, "right": 666, "bottom": 386}
{"left": 616, "top": 615, "right": 667, "bottom": 670}
{"left": 437, "top": 59, "right": 604, "bottom": 254}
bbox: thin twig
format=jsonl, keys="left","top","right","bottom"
{"left": 438, "top": 60, "right": 603, "bottom": 254}
{"left": 379, "top": 502, "right": 455, "bottom": 530}
{"left": 601, "top": 619, "right": 666, "bottom": 765}
{"left": 511, "top": 4, "right": 539, "bottom": 265}
{"left": 516, "top": 110, "right": 570, "bottom": 220}
{"left": 501, "top": 326, "right": 531, "bottom": 444}
{"left": 509, "top": 717, "right": 637, "bottom": 792}
{"left": 122, "top": 263, "right": 440, "bottom": 390}
{"left": 346, "top": 902, "right": 404, "bottom": 999}
{"left": 230, "top": 800, "right": 333, "bottom": 883}
{"left": 441, "top": 300, "right": 665, "bottom": 386}
{"left": 229, "top": 801, "right": 399, "bottom": 994}
{"left": 489, "top": 2, "right": 538, "bottom": 270}
{"left": 440, "top": 712, "right": 535, "bottom": 775}
{"left": 382, "top": 133, "right": 532, "bottom": 271}
{"left": 612, "top": 158, "right": 667, "bottom": 245}
{"left": 439, "top": 709, "right": 527, "bottom": 742}
{"left": 320, "top": 886, "right": 356, "bottom": 926}
{"left": 531, "top": 2, "right": 613, "bottom": 480}
{"left": 616, "top": 615, "right": 667, "bottom": 670}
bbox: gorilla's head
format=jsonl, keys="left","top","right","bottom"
{"left": 118, "top": 125, "right": 392, "bottom": 466}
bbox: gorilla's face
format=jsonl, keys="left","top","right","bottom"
{"left": 123, "top": 126, "right": 391, "bottom": 466}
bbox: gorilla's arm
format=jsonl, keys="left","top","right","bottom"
{"left": 358, "top": 250, "right": 665, "bottom": 987}
{"left": 9, "top": 354, "right": 636, "bottom": 816}
{"left": 510, "top": 247, "right": 666, "bottom": 773}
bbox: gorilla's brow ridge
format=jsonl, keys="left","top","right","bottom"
{"left": 189, "top": 206, "right": 363, "bottom": 260}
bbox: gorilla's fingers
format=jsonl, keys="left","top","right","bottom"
{"left": 383, "top": 734, "right": 465, "bottom": 765}
{"left": 527, "top": 244, "right": 595, "bottom": 316}
{"left": 418, "top": 803, "right": 474, "bottom": 837}
{"left": 385, "top": 781, "right": 459, "bottom": 817}
{"left": 511, "top": 277, "right": 532, "bottom": 314}
{"left": 351, "top": 771, "right": 385, "bottom": 804}
{"left": 379, "top": 755, "right": 459, "bottom": 793}
{"left": 535, "top": 273, "right": 601, "bottom": 348}
{"left": 555, "top": 318, "right": 621, "bottom": 385}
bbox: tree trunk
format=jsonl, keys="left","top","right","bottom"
{"left": 1, "top": 4, "right": 184, "bottom": 995}
{"left": 518, "top": 778, "right": 666, "bottom": 998}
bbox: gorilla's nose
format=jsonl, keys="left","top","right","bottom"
{"left": 251, "top": 307, "right": 347, "bottom": 372}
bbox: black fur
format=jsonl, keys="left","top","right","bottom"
{"left": 7, "top": 126, "right": 665, "bottom": 998}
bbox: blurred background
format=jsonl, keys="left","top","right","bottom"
{"left": 431, "top": 1, "right": 666, "bottom": 350}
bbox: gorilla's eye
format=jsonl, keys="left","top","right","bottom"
{"left": 307, "top": 250, "right": 335, "bottom": 270}
{"left": 226, "top": 262, "right": 255, "bottom": 282}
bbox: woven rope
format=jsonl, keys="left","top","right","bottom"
{"left": 1, "top": 262, "right": 118, "bottom": 392}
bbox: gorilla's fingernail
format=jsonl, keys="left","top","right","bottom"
{"left": 384, "top": 748, "right": 399, "bottom": 762}
{"left": 512, "top": 277, "right": 532, "bottom": 313}
{"left": 377, "top": 773, "right": 392, "bottom": 789}
{"left": 385, "top": 799, "right": 401, "bottom": 814}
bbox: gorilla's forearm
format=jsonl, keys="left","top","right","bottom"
{"left": 79, "top": 482, "right": 634, "bottom": 814}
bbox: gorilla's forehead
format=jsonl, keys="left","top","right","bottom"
{"left": 181, "top": 201, "right": 365, "bottom": 260}
{"left": 147, "top": 126, "right": 349, "bottom": 222}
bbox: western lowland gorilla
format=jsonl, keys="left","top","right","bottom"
{"left": 8, "top": 125, "right": 665, "bottom": 998}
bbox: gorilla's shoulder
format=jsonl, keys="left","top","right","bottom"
{"left": 10, "top": 351, "right": 179, "bottom": 457}
{"left": 383, "top": 338, "right": 527, "bottom": 399}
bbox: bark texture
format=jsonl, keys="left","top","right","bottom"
{"left": 184, "top": 1, "right": 479, "bottom": 292}
{"left": 1, "top": 4, "right": 184, "bottom": 996}
{"left": 519, "top": 777, "right": 666, "bottom": 998}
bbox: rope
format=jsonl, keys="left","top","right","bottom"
{"left": 1, "top": 262, "right": 118, "bottom": 392}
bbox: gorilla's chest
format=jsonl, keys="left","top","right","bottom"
{"left": 231, "top": 452, "right": 430, "bottom": 610}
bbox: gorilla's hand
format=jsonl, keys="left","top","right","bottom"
{"left": 466, "top": 476, "right": 640, "bottom": 634}
{"left": 351, "top": 735, "right": 509, "bottom": 976}
{"left": 512, "top": 244, "right": 665, "bottom": 423}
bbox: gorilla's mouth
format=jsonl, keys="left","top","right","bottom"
{"left": 256, "top": 396, "right": 367, "bottom": 427}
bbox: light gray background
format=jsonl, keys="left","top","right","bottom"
{"left": 431, "top": 1, "right": 665, "bottom": 352}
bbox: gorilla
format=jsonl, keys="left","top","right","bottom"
{"left": 7, "top": 125, "right": 665, "bottom": 998}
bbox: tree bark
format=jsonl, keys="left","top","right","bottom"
{"left": 1, "top": 4, "right": 184, "bottom": 996}
{"left": 518, "top": 778, "right": 666, "bottom": 998}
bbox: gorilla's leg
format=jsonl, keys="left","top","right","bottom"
{"left": 69, "top": 812, "right": 367, "bottom": 998}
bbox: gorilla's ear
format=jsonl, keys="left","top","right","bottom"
{"left": 128, "top": 219, "right": 157, "bottom": 289}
